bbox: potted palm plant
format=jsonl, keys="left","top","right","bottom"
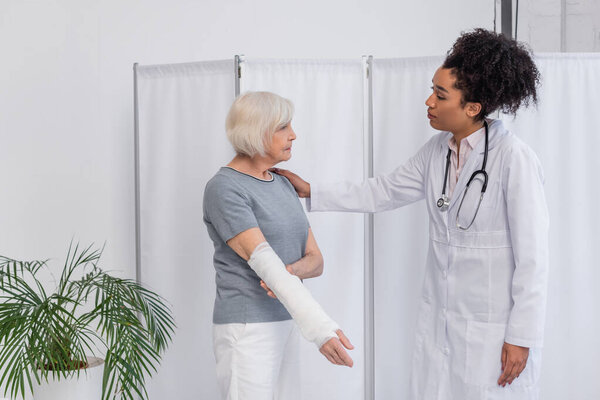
{"left": 0, "top": 242, "right": 176, "bottom": 400}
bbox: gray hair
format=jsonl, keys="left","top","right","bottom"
{"left": 225, "top": 91, "right": 294, "bottom": 157}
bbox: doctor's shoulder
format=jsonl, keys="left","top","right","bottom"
{"left": 411, "top": 131, "right": 449, "bottom": 162}
{"left": 498, "top": 133, "right": 546, "bottom": 184}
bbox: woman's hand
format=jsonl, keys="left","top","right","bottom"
{"left": 260, "top": 280, "right": 354, "bottom": 368}
{"left": 319, "top": 329, "right": 354, "bottom": 367}
{"left": 497, "top": 342, "right": 529, "bottom": 386}
{"left": 270, "top": 168, "right": 311, "bottom": 198}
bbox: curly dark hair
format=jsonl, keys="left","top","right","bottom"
{"left": 442, "top": 28, "right": 540, "bottom": 121}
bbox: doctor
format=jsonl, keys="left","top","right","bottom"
{"left": 270, "top": 29, "right": 549, "bottom": 399}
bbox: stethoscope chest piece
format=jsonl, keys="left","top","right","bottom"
{"left": 437, "top": 195, "right": 450, "bottom": 211}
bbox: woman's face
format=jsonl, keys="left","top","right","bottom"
{"left": 265, "top": 121, "right": 296, "bottom": 163}
{"left": 425, "top": 67, "right": 480, "bottom": 133}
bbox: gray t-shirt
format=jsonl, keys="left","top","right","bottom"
{"left": 203, "top": 166, "right": 310, "bottom": 324}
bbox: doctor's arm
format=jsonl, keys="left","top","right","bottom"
{"left": 498, "top": 146, "right": 550, "bottom": 386}
{"left": 227, "top": 227, "right": 354, "bottom": 367}
{"left": 272, "top": 136, "right": 435, "bottom": 213}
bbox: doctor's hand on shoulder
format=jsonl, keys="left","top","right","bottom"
{"left": 498, "top": 342, "right": 529, "bottom": 387}
{"left": 270, "top": 168, "right": 311, "bottom": 198}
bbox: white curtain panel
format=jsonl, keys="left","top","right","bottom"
{"left": 371, "top": 56, "right": 444, "bottom": 399}
{"left": 499, "top": 53, "right": 600, "bottom": 400}
{"left": 240, "top": 59, "right": 366, "bottom": 400}
{"left": 136, "top": 60, "right": 235, "bottom": 400}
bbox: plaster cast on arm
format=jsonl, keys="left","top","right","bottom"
{"left": 248, "top": 242, "right": 339, "bottom": 348}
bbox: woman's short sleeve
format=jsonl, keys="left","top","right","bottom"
{"left": 203, "top": 177, "right": 259, "bottom": 242}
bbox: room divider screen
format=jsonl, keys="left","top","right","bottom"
{"left": 135, "top": 53, "right": 600, "bottom": 400}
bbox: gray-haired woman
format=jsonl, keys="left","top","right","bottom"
{"left": 203, "top": 91, "right": 353, "bottom": 400}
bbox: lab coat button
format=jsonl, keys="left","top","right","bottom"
{"left": 443, "top": 348, "right": 450, "bottom": 355}
{"left": 442, "top": 270, "right": 447, "bottom": 278}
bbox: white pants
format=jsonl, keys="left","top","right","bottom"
{"left": 213, "top": 319, "right": 301, "bottom": 400}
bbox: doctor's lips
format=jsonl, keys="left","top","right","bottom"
{"left": 427, "top": 110, "right": 436, "bottom": 119}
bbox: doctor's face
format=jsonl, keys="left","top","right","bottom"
{"left": 425, "top": 67, "right": 479, "bottom": 133}
{"left": 265, "top": 122, "right": 296, "bottom": 164}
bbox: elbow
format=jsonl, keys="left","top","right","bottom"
{"left": 314, "top": 256, "right": 324, "bottom": 277}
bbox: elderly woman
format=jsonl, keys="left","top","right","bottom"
{"left": 203, "top": 91, "right": 353, "bottom": 400}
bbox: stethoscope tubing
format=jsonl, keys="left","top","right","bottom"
{"left": 437, "top": 120, "right": 489, "bottom": 212}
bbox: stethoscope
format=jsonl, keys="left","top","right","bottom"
{"left": 436, "top": 120, "right": 489, "bottom": 230}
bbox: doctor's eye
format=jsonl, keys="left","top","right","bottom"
{"left": 278, "top": 124, "right": 288, "bottom": 131}
{"left": 430, "top": 86, "right": 445, "bottom": 100}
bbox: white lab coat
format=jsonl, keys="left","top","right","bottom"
{"left": 308, "top": 119, "right": 549, "bottom": 400}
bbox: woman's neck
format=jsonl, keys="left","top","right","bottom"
{"left": 227, "top": 154, "right": 274, "bottom": 180}
{"left": 451, "top": 120, "right": 485, "bottom": 144}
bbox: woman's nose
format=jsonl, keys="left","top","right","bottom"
{"left": 425, "top": 93, "right": 435, "bottom": 108}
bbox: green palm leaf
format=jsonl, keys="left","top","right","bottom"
{"left": 0, "top": 242, "right": 176, "bottom": 400}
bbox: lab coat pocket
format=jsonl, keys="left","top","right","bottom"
{"left": 480, "top": 180, "right": 501, "bottom": 210}
{"left": 467, "top": 180, "right": 503, "bottom": 231}
{"left": 465, "top": 320, "right": 506, "bottom": 386}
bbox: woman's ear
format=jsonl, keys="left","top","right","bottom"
{"left": 465, "top": 102, "right": 482, "bottom": 118}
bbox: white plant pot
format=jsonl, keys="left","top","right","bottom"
{"left": 32, "top": 356, "right": 104, "bottom": 400}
